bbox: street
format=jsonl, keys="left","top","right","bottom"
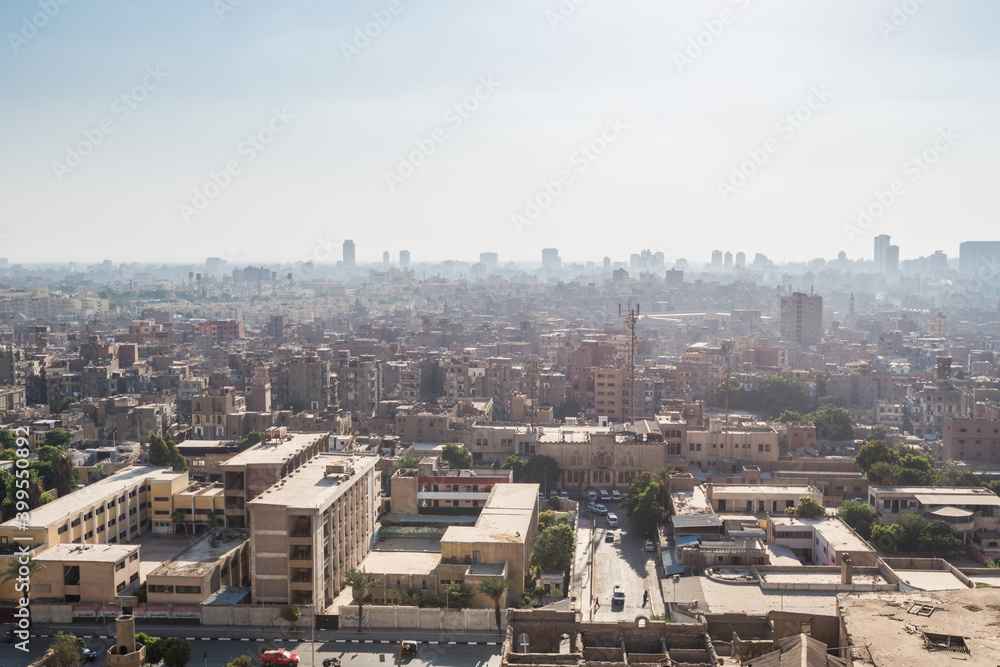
{"left": 0, "top": 637, "right": 502, "bottom": 667}
{"left": 575, "top": 505, "right": 664, "bottom": 622}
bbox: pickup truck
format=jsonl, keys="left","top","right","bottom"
{"left": 259, "top": 649, "right": 300, "bottom": 665}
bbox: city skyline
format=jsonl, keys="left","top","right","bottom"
{"left": 2, "top": 1, "right": 999, "bottom": 263}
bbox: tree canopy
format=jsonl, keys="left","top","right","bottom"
{"left": 523, "top": 455, "right": 561, "bottom": 490}
{"left": 149, "top": 431, "right": 186, "bottom": 471}
{"left": 839, "top": 500, "right": 876, "bottom": 539}
{"left": 530, "top": 522, "right": 574, "bottom": 573}
{"left": 441, "top": 443, "right": 472, "bottom": 469}
{"left": 785, "top": 496, "right": 826, "bottom": 518}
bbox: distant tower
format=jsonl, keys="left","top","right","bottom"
{"left": 399, "top": 250, "right": 410, "bottom": 268}
{"left": 541, "top": 248, "right": 561, "bottom": 270}
{"left": 735, "top": 252, "right": 745, "bottom": 269}
{"left": 343, "top": 240, "right": 356, "bottom": 267}
{"left": 724, "top": 251, "right": 733, "bottom": 270}
{"left": 107, "top": 614, "right": 144, "bottom": 667}
{"left": 711, "top": 250, "right": 723, "bottom": 268}
{"left": 874, "top": 234, "right": 890, "bottom": 273}
{"left": 382, "top": 251, "right": 390, "bottom": 266}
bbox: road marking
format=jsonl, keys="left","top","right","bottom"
{"left": 487, "top": 642, "right": 498, "bottom": 646}
{"left": 219, "top": 637, "right": 231, "bottom": 641}
{"left": 201, "top": 638, "right": 211, "bottom": 641}
{"left": 240, "top": 638, "right": 249, "bottom": 642}
{"left": 186, "top": 637, "right": 196, "bottom": 640}
{"left": 380, "top": 640, "right": 390, "bottom": 644}
{"left": 428, "top": 641, "right": 439, "bottom": 644}
{"left": 364, "top": 639, "right": 373, "bottom": 643}
{"left": 448, "top": 641, "right": 457, "bottom": 644}
{"left": 336, "top": 639, "right": 346, "bottom": 643}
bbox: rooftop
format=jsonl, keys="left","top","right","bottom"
{"left": 770, "top": 516, "right": 873, "bottom": 553}
{"left": 838, "top": 589, "right": 1000, "bottom": 666}
{"left": 358, "top": 548, "right": 441, "bottom": 577}
{"left": 35, "top": 542, "right": 138, "bottom": 563}
{"left": 0, "top": 465, "right": 184, "bottom": 530}
{"left": 248, "top": 453, "right": 377, "bottom": 510}
{"left": 146, "top": 528, "right": 248, "bottom": 580}
{"left": 710, "top": 484, "right": 821, "bottom": 497}
{"left": 220, "top": 432, "right": 325, "bottom": 467}
{"left": 441, "top": 483, "right": 538, "bottom": 546}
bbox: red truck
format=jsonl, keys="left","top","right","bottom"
{"left": 259, "top": 649, "right": 300, "bottom": 665}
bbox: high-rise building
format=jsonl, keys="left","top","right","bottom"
{"left": 480, "top": 252, "right": 499, "bottom": 269}
{"left": 959, "top": 241, "right": 1000, "bottom": 275}
{"left": 542, "top": 248, "right": 561, "bottom": 270}
{"left": 886, "top": 244, "right": 899, "bottom": 277}
{"left": 382, "top": 250, "right": 390, "bottom": 266}
{"left": 711, "top": 250, "right": 723, "bottom": 267}
{"left": 874, "top": 234, "right": 890, "bottom": 273}
{"left": 724, "top": 251, "right": 733, "bottom": 269}
{"left": 399, "top": 250, "right": 410, "bottom": 268}
{"left": 735, "top": 252, "right": 745, "bottom": 269}
{"left": 780, "top": 292, "right": 823, "bottom": 345}
{"left": 343, "top": 240, "right": 356, "bottom": 267}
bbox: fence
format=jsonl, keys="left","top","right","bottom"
{"left": 337, "top": 604, "right": 504, "bottom": 633}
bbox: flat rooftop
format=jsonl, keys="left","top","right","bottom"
{"left": 770, "top": 516, "right": 873, "bottom": 553}
{"left": 671, "top": 485, "right": 713, "bottom": 516}
{"left": 35, "top": 543, "right": 138, "bottom": 563}
{"left": 220, "top": 432, "right": 325, "bottom": 467}
{"left": 175, "top": 439, "right": 238, "bottom": 451}
{"left": 893, "top": 569, "right": 968, "bottom": 591}
{"left": 0, "top": 465, "right": 183, "bottom": 530}
{"left": 759, "top": 571, "right": 888, "bottom": 586}
{"left": 248, "top": 453, "right": 376, "bottom": 510}
{"left": 710, "top": 484, "right": 820, "bottom": 497}
{"left": 871, "top": 485, "right": 1000, "bottom": 497}
{"left": 147, "top": 528, "right": 248, "bottom": 579}
{"left": 441, "top": 483, "right": 538, "bottom": 546}
{"left": 838, "top": 589, "right": 1000, "bottom": 666}
{"left": 359, "top": 548, "right": 441, "bottom": 577}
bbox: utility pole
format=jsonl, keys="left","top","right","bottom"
{"left": 619, "top": 300, "right": 639, "bottom": 427}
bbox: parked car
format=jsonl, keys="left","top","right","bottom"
{"left": 400, "top": 641, "right": 418, "bottom": 656}
{"left": 81, "top": 648, "right": 97, "bottom": 663}
{"left": 588, "top": 503, "right": 608, "bottom": 515}
{"left": 607, "top": 513, "right": 618, "bottom": 527}
{"left": 600, "top": 490, "right": 611, "bottom": 502}
{"left": 645, "top": 540, "right": 656, "bottom": 552}
{"left": 259, "top": 649, "right": 300, "bottom": 666}
{"left": 322, "top": 659, "right": 342, "bottom": 667}
{"left": 612, "top": 590, "right": 626, "bottom": 606}
{"left": 559, "top": 490, "right": 569, "bottom": 499}
{"left": 611, "top": 490, "right": 621, "bottom": 502}
{"left": 587, "top": 490, "right": 598, "bottom": 502}
{"left": 605, "top": 530, "right": 615, "bottom": 543}
{"left": 539, "top": 492, "right": 545, "bottom": 501}
{"left": 549, "top": 490, "right": 559, "bottom": 498}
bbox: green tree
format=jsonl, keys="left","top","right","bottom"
{"left": 149, "top": 431, "right": 187, "bottom": 471}
{"left": 0, "top": 430, "right": 15, "bottom": 449}
{"left": 51, "top": 448, "right": 76, "bottom": 497}
{"left": 777, "top": 410, "right": 803, "bottom": 423}
{"left": 204, "top": 510, "right": 223, "bottom": 532}
{"left": 755, "top": 376, "right": 812, "bottom": 419}
{"left": 135, "top": 582, "right": 148, "bottom": 604}
{"left": 445, "top": 581, "right": 473, "bottom": 609}
{"left": 530, "top": 523, "right": 575, "bottom": 573}
{"left": 441, "top": 443, "right": 472, "bottom": 469}
{"left": 343, "top": 568, "right": 376, "bottom": 632}
{"left": 631, "top": 485, "right": 668, "bottom": 537}
{"left": 397, "top": 456, "right": 422, "bottom": 469}
{"left": 867, "top": 425, "right": 891, "bottom": 442}
{"left": 806, "top": 406, "right": 855, "bottom": 441}
{"left": 44, "top": 430, "right": 73, "bottom": 448}
{"left": 224, "top": 657, "right": 253, "bottom": 667}
{"left": 870, "top": 523, "right": 904, "bottom": 552}
{"left": 538, "top": 510, "right": 571, "bottom": 531}
{"left": 854, "top": 440, "right": 899, "bottom": 475}
{"left": 501, "top": 455, "right": 525, "bottom": 482}
{"left": 896, "top": 513, "right": 925, "bottom": 551}
{"left": 477, "top": 576, "right": 508, "bottom": 634}
{"left": 136, "top": 633, "right": 162, "bottom": 664}
{"left": 1, "top": 555, "right": 46, "bottom": 588}
{"left": 171, "top": 510, "right": 189, "bottom": 538}
{"left": 47, "top": 631, "right": 86, "bottom": 667}
{"left": 36, "top": 445, "right": 62, "bottom": 463}
{"left": 935, "top": 464, "right": 981, "bottom": 487}
{"left": 919, "top": 520, "right": 962, "bottom": 553}
{"left": 279, "top": 605, "right": 301, "bottom": 631}
{"left": 49, "top": 397, "right": 78, "bottom": 414}
{"left": 839, "top": 500, "right": 877, "bottom": 539}
{"left": 523, "top": 455, "right": 561, "bottom": 492}
{"left": 238, "top": 431, "right": 265, "bottom": 451}
{"left": 160, "top": 636, "right": 192, "bottom": 667}
{"left": 868, "top": 461, "right": 902, "bottom": 485}
{"left": 393, "top": 589, "right": 426, "bottom": 606}
{"left": 785, "top": 496, "right": 826, "bottom": 519}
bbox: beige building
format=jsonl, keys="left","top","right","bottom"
{"left": 192, "top": 387, "right": 246, "bottom": 439}
{"left": 438, "top": 483, "right": 539, "bottom": 606}
{"left": 31, "top": 543, "right": 140, "bottom": 603}
{"left": 684, "top": 419, "right": 780, "bottom": 470}
{"left": 779, "top": 291, "right": 822, "bottom": 345}
{"left": 388, "top": 458, "right": 513, "bottom": 515}
{"left": 767, "top": 516, "right": 876, "bottom": 567}
{"left": 705, "top": 483, "right": 823, "bottom": 515}
{"left": 247, "top": 453, "right": 380, "bottom": 608}
{"left": 221, "top": 430, "right": 330, "bottom": 529}
{"left": 146, "top": 528, "right": 250, "bottom": 604}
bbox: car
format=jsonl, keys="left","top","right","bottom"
{"left": 259, "top": 649, "right": 301, "bottom": 666}
{"left": 322, "top": 659, "right": 342, "bottom": 667}
{"left": 82, "top": 648, "right": 97, "bottom": 662}
{"left": 605, "top": 530, "right": 615, "bottom": 543}
{"left": 850, "top": 497, "right": 866, "bottom": 504}
{"left": 588, "top": 503, "right": 608, "bottom": 515}
{"left": 400, "top": 641, "right": 418, "bottom": 656}
{"left": 606, "top": 513, "right": 618, "bottom": 527}
{"left": 611, "top": 490, "right": 621, "bottom": 502}
{"left": 559, "top": 490, "right": 569, "bottom": 499}
{"left": 600, "top": 490, "right": 611, "bottom": 502}
{"left": 550, "top": 490, "right": 559, "bottom": 498}
{"left": 645, "top": 540, "right": 656, "bottom": 552}
{"left": 587, "top": 490, "right": 598, "bottom": 502}
{"left": 539, "top": 492, "right": 545, "bottom": 501}
{"left": 612, "top": 590, "right": 626, "bottom": 606}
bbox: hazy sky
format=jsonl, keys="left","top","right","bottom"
{"left": 1, "top": 0, "right": 997, "bottom": 266}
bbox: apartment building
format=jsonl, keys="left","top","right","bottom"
{"left": 868, "top": 485, "right": 1000, "bottom": 533}
{"left": 191, "top": 387, "right": 246, "bottom": 439}
{"left": 220, "top": 430, "right": 330, "bottom": 529}
{"left": 192, "top": 320, "right": 246, "bottom": 344}
{"left": 705, "top": 484, "right": 823, "bottom": 515}
{"left": 685, "top": 419, "right": 780, "bottom": 470}
{"left": 779, "top": 291, "right": 822, "bottom": 345}
{"left": 247, "top": 453, "right": 380, "bottom": 607}
{"left": 338, "top": 354, "right": 381, "bottom": 416}
{"left": 287, "top": 356, "right": 337, "bottom": 411}
{"left": 389, "top": 459, "right": 513, "bottom": 515}
{"left": 175, "top": 439, "right": 241, "bottom": 483}
{"left": 942, "top": 416, "right": 1000, "bottom": 464}
{"left": 31, "top": 543, "right": 141, "bottom": 603}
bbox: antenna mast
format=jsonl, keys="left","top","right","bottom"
{"left": 619, "top": 299, "right": 640, "bottom": 427}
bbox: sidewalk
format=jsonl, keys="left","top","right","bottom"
{"left": 33, "top": 623, "right": 507, "bottom": 647}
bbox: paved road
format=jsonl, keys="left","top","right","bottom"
{"left": 578, "top": 506, "right": 663, "bottom": 622}
{"left": 0, "top": 637, "right": 501, "bottom": 667}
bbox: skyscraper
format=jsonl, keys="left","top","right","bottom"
{"left": 382, "top": 251, "right": 390, "bottom": 266}
{"left": 399, "top": 250, "right": 410, "bottom": 268}
{"left": 343, "top": 240, "right": 355, "bottom": 267}
{"left": 959, "top": 241, "right": 1000, "bottom": 274}
{"left": 780, "top": 292, "right": 823, "bottom": 345}
{"left": 874, "top": 234, "right": 890, "bottom": 273}
{"left": 542, "top": 248, "right": 561, "bottom": 270}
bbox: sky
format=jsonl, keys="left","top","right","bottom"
{"left": 1, "top": 0, "right": 998, "bottom": 266}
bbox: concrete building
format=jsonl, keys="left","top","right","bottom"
{"left": 838, "top": 588, "right": 1000, "bottom": 666}
{"left": 686, "top": 419, "right": 780, "bottom": 470}
{"left": 868, "top": 485, "right": 1000, "bottom": 533}
{"left": 146, "top": 528, "right": 250, "bottom": 604}
{"left": 31, "top": 543, "right": 141, "bottom": 603}
{"left": 191, "top": 320, "right": 246, "bottom": 344}
{"left": 192, "top": 387, "right": 246, "bottom": 439}
{"left": 175, "top": 439, "right": 240, "bottom": 483}
{"left": 942, "top": 416, "right": 1000, "bottom": 464}
{"left": 287, "top": 356, "right": 336, "bottom": 412}
{"left": 767, "top": 516, "right": 875, "bottom": 566}
{"left": 438, "top": 483, "right": 539, "bottom": 606}
{"left": 247, "top": 453, "right": 380, "bottom": 608}
{"left": 343, "top": 239, "right": 355, "bottom": 267}
{"left": 779, "top": 292, "right": 822, "bottom": 345}
{"left": 705, "top": 484, "right": 823, "bottom": 515}
{"left": 389, "top": 458, "right": 513, "bottom": 515}
{"left": 221, "top": 430, "right": 330, "bottom": 529}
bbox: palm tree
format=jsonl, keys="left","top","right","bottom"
{"left": 868, "top": 461, "right": 901, "bottom": 486}
{"left": 52, "top": 449, "right": 75, "bottom": 497}
{"left": 1, "top": 556, "right": 46, "bottom": 600}
{"left": 342, "top": 568, "right": 376, "bottom": 633}
{"left": 477, "top": 576, "right": 508, "bottom": 635}
{"left": 652, "top": 467, "right": 675, "bottom": 507}
{"left": 204, "top": 510, "right": 222, "bottom": 533}
{"left": 171, "top": 510, "right": 189, "bottom": 538}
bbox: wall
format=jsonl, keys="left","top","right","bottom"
{"left": 338, "top": 605, "right": 502, "bottom": 633}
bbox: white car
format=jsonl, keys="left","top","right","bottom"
{"left": 611, "top": 490, "right": 621, "bottom": 502}
{"left": 645, "top": 540, "right": 656, "bottom": 552}
{"left": 588, "top": 503, "right": 608, "bottom": 515}
{"left": 612, "top": 590, "right": 625, "bottom": 606}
